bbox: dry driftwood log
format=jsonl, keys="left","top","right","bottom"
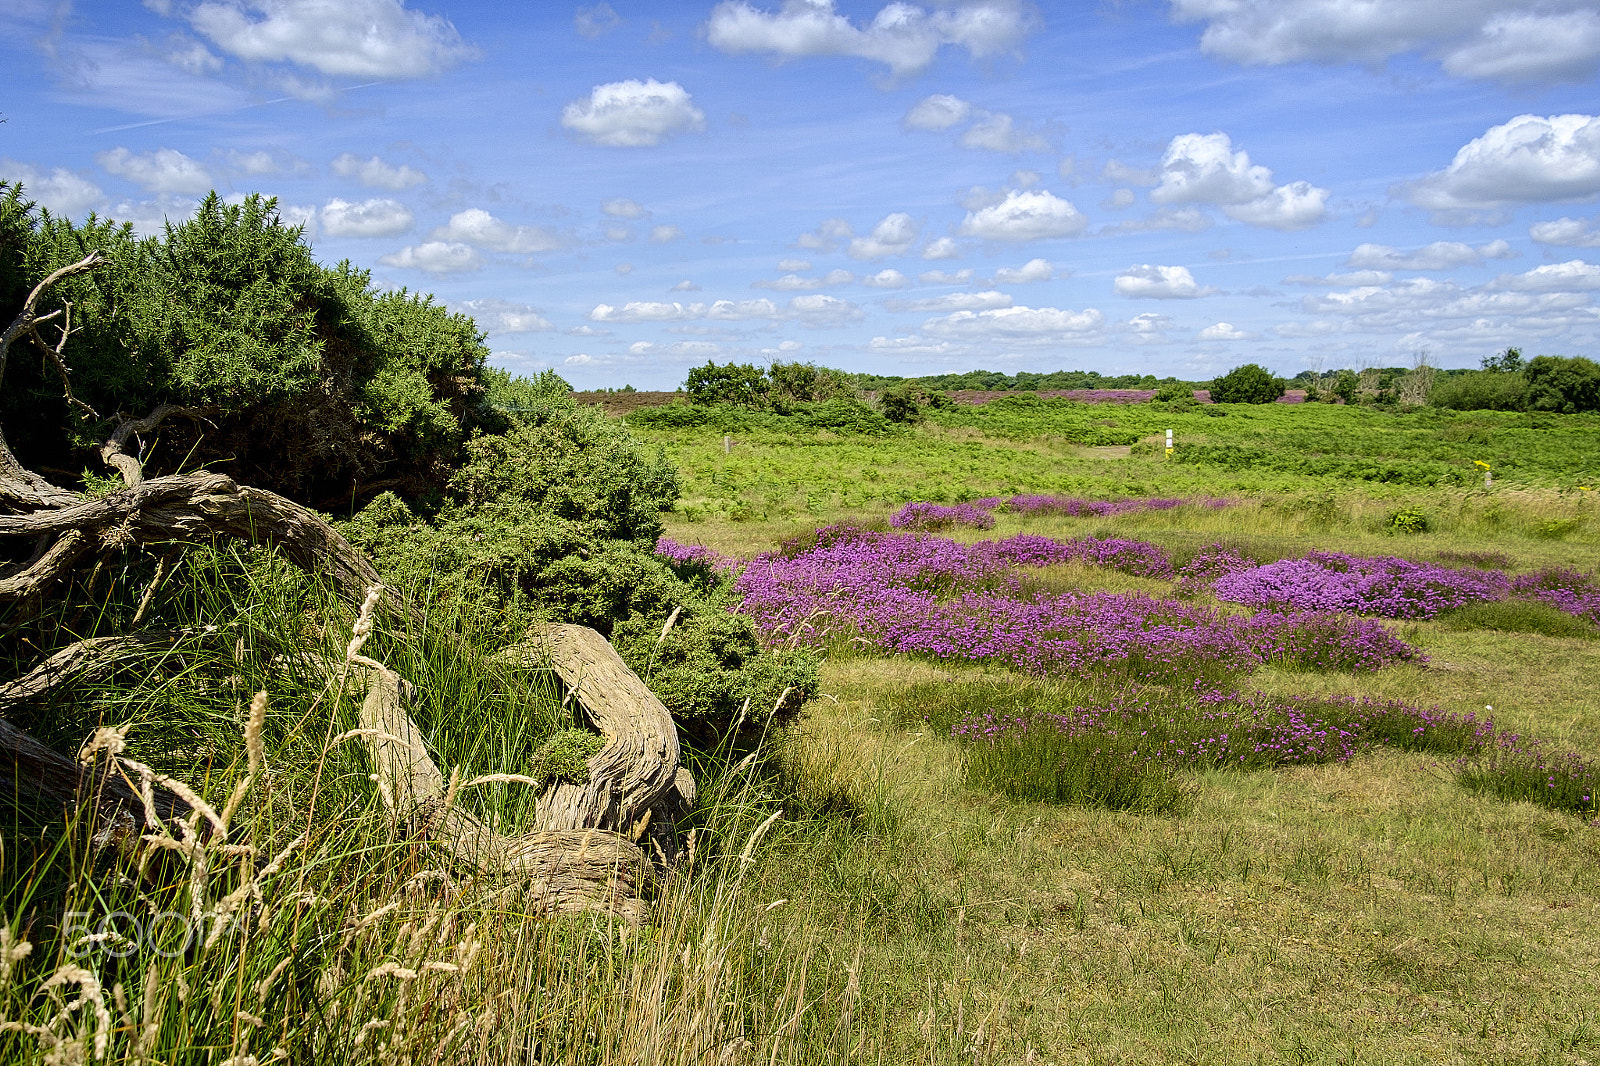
{"left": 0, "top": 633, "right": 206, "bottom": 839}
{"left": 0, "top": 249, "right": 692, "bottom": 920}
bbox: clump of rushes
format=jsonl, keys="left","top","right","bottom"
{"left": 941, "top": 683, "right": 1600, "bottom": 820}
{"left": 1455, "top": 733, "right": 1600, "bottom": 818}
{"left": 955, "top": 710, "right": 1193, "bottom": 814}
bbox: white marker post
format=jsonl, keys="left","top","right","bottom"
{"left": 1165, "top": 428, "right": 1173, "bottom": 458}
{"left": 723, "top": 434, "right": 731, "bottom": 456}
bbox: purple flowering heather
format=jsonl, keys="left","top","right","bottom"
{"left": 733, "top": 526, "right": 1417, "bottom": 679}
{"left": 1511, "top": 568, "right": 1600, "bottom": 624}
{"left": 655, "top": 537, "right": 741, "bottom": 574}
{"left": 889, "top": 500, "right": 998, "bottom": 531}
{"left": 952, "top": 693, "right": 1496, "bottom": 769}
{"left": 888, "top": 494, "right": 1234, "bottom": 530}
{"left": 1213, "top": 551, "right": 1511, "bottom": 619}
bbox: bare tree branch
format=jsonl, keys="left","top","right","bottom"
{"left": 0, "top": 252, "right": 105, "bottom": 513}
{"left": 99, "top": 404, "right": 203, "bottom": 489}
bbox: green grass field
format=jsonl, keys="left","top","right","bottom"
{"left": 4, "top": 399, "right": 1597, "bottom": 1064}
{"left": 642, "top": 399, "right": 1600, "bottom": 1064}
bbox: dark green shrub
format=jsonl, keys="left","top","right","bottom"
{"left": 1385, "top": 506, "right": 1430, "bottom": 534}
{"left": 1332, "top": 369, "right": 1358, "bottom": 405}
{"left": 1431, "top": 370, "right": 1528, "bottom": 411}
{"left": 1210, "top": 364, "right": 1286, "bottom": 404}
{"left": 877, "top": 382, "right": 949, "bottom": 424}
{"left": 767, "top": 361, "right": 855, "bottom": 405}
{"left": 684, "top": 361, "right": 768, "bottom": 407}
{"left": 612, "top": 611, "right": 819, "bottom": 743}
{"left": 0, "top": 187, "right": 490, "bottom": 504}
{"left": 1524, "top": 355, "right": 1600, "bottom": 413}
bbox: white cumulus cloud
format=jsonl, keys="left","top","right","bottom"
{"left": 920, "top": 268, "right": 974, "bottom": 284}
{"left": 1169, "top": 0, "right": 1600, "bottom": 86}
{"left": 650, "top": 224, "right": 686, "bottom": 243}
{"left": 959, "top": 112, "right": 1047, "bottom": 154}
{"left": 705, "top": 0, "right": 1036, "bottom": 79}
{"left": 602, "top": 197, "right": 647, "bottom": 218}
{"left": 904, "top": 93, "right": 973, "bottom": 130}
{"left": 0, "top": 159, "right": 103, "bottom": 216}
{"left": 886, "top": 290, "right": 1013, "bottom": 312}
{"left": 753, "top": 268, "right": 854, "bottom": 290}
{"left": 185, "top": 0, "right": 476, "bottom": 78}
{"left": 1284, "top": 270, "right": 1395, "bottom": 287}
{"left": 920, "top": 304, "right": 1105, "bottom": 343}
{"left": 1114, "top": 264, "right": 1216, "bottom": 299}
{"left": 433, "top": 208, "right": 563, "bottom": 254}
{"left": 921, "top": 236, "right": 961, "bottom": 260}
{"left": 796, "top": 217, "right": 853, "bottom": 251}
{"left": 574, "top": 3, "right": 621, "bottom": 38}
{"left": 320, "top": 197, "right": 413, "bottom": 238}
{"left": 848, "top": 212, "right": 919, "bottom": 260}
{"left": 1400, "top": 114, "right": 1600, "bottom": 211}
{"left": 993, "top": 258, "right": 1052, "bottom": 283}
{"left": 1198, "top": 321, "right": 1250, "bottom": 340}
{"left": 1345, "top": 240, "right": 1514, "bottom": 271}
{"left": 959, "top": 189, "right": 1087, "bottom": 241}
{"left": 1487, "top": 259, "right": 1600, "bottom": 292}
{"left": 1531, "top": 215, "right": 1600, "bottom": 247}
{"left": 561, "top": 79, "right": 706, "bottom": 147}
{"left": 331, "top": 153, "right": 427, "bottom": 190}
{"left": 587, "top": 295, "right": 859, "bottom": 326}
{"left": 453, "top": 298, "right": 553, "bottom": 333}
{"left": 379, "top": 241, "right": 482, "bottom": 274}
{"left": 96, "top": 146, "right": 212, "bottom": 195}
{"left": 863, "top": 269, "right": 908, "bottom": 288}
{"left": 1150, "top": 132, "right": 1327, "bottom": 230}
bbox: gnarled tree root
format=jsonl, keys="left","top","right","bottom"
{"left": 300, "top": 640, "right": 673, "bottom": 923}
{"left": 0, "top": 633, "right": 208, "bottom": 843}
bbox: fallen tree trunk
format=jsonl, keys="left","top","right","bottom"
{"left": 0, "top": 247, "right": 689, "bottom": 922}
{"left": 302, "top": 648, "right": 659, "bottom": 922}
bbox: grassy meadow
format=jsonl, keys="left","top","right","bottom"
{"left": 642, "top": 398, "right": 1600, "bottom": 1065}
{"left": 3, "top": 396, "right": 1598, "bottom": 1064}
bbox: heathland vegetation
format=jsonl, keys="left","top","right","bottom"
{"left": 1, "top": 188, "right": 1598, "bottom": 1063}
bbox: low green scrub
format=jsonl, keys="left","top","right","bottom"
{"left": 627, "top": 397, "right": 894, "bottom": 435}
{"left": 340, "top": 381, "right": 818, "bottom": 742}
{"left": 1434, "top": 598, "right": 1599, "bottom": 639}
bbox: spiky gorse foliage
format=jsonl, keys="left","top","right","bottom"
{"left": 0, "top": 185, "right": 488, "bottom": 504}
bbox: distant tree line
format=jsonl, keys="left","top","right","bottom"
{"left": 850, "top": 368, "right": 1172, "bottom": 391}
{"left": 1428, "top": 349, "right": 1600, "bottom": 414}
{"left": 681, "top": 360, "right": 951, "bottom": 423}
{"left": 680, "top": 354, "right": 1599, "bottom": 416}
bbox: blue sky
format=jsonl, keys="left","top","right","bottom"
{"left": 4, "top": 1, "right": 1600, "bottom": 389}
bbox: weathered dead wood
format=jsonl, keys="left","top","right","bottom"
{"left": 299, "top": 651, "right": 654, "bottom": 921}
{"left": 496, "top": 625, "right": 685, "bottom": 837}
{"left": 0, "top": 250, "right": 685, "bottom": 922}
{"left": 0, "top": 472, "right": 381, "bottom": 606}
{"left": 99, "top": 404, "right": 203, "bottom": 489}
{"left": 0, "top": 633, "right": 204, "bottom": 837}
{"left": 0, "top": 253, "right": 102, "bottom": 515}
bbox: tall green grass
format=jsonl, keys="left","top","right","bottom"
{"left": 0, "top": 545, "right": 903, "bottom": 1064}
